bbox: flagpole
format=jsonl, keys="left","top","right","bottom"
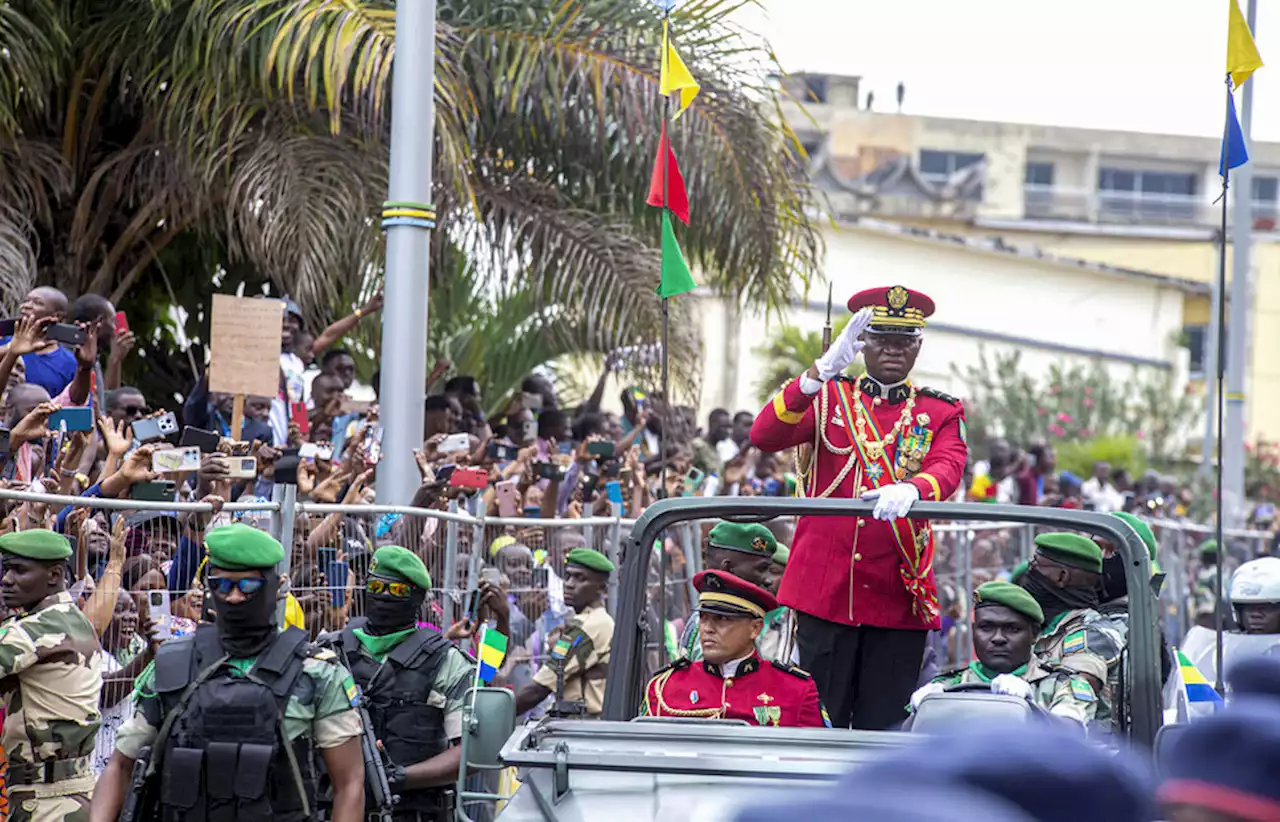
{"left": 659, "top": 11, "right": 673, "bottom": 505}
{"left": 1213, "top": 71, "right": 1231, "bottom": 696}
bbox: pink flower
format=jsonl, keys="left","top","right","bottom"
{"left": 1136, "top": 431, "right": 1146, "bottom": 440}
{"left": 1057, "top": 412, "right": 1073, "bottom": 423}
{"left": 1048, "top": 424, "right": 1066, "bottom": 437}
{"left": 1083, "top": 387, "right": 1093, "bottom": 396}
{"left": 1082, "top": 398, "right": 1094, "bottom": 408}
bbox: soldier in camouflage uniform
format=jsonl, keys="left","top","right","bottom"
{"left": 0, "top": 529, "right": 103, "bottom": 822}
{"left": 1017, "top": 533, "right": 1122, "bottom": 723}
{"left": 1192, "top": 539, "right": 1221, "bottom": 630}
{"left": 909, "top": 581, "right": 1097, "bottom": 726}
{"left": 89, "top": 524, "right": 366, "bottom": 822}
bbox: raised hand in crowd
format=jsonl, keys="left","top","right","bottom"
{"left": 10, "top": 401, "right": 58, "bottom": 450}
{"left": 7, "top": 315, "right": 55, "bottom": 357}
{"left": 341, "top": 469, "right": 375, "bottom": 506}
{"left": 99, "top": 443, "right": 161, "bottom": 498}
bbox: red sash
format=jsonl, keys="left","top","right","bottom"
{"left": 833, "top": 381, "right": 940, "bottom": 622}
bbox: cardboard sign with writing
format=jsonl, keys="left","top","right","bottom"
{"left": 209, "top": 294, "right": 283, "bottom": 399}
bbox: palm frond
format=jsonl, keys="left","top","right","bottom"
{"left": 0, "top": 0, "right": 66, "bottom": 140}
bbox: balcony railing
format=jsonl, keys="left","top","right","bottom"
{"left": 1023, "top": 184, "right": 1279, "bottom": 229}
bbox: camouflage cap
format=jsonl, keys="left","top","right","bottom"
{"left": 1034, "top": 532, "right": 1103, "bottom": 574}
{"left": 1110, "top": 512, "right": 1157, "bottom": 561}
{"left": 0, "top": 529, "right": 72, "bottom": 561}
{"left": 708, "top": 522, "right": 776, "bottom": 557}
{"left": 204, "top": 523, "right": 284, "bottom": 571}
{"left": 369, "top": 545, "right": 431, "bottom": 590}
{"left": 974, "top": 581, "right": 1044, "bottom": 626}
{"left": 566, "top": 548, "right": 614, "bottom": 575}
{"left": 771, "top": 544, "right": 790, "bottom": 567}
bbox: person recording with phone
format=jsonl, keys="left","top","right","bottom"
{"left": 0, "top": 287, "right": 77, "bottom": 397}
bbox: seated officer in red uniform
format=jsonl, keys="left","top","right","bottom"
{"left": 640, "top": 570, "right": 828, "bottom": 727}
{"left": 750, "top": 285, "right": 968, "bottom": 730}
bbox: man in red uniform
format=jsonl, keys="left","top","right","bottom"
{"left": 750, "top": 285, "right": 968, "bottom": 730}
{"left": 640, "top": 571, "right": 827, "bottom": 727}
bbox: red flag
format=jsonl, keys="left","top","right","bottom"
{"left": 646, "top": 123, "right": 690, "bottom": 225}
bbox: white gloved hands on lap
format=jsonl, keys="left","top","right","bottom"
{"left": 861, "top": 482, "right": 919, "bottom": 521}
{"left": 990, "top": 674, "right": 1034, "bottom": 701}
{"left": 813, "top": 307, "right": 875, "bottom": 381}
{"left": 909, "top": 681, "right": 946, "bottom": 710}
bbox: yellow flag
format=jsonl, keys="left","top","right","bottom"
{"left": 1227, "top": 0, "right": 1263, "bottom": 89}
{"left": 660, "top": 20, "right": 700, "bottom": 118}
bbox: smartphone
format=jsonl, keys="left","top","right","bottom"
{"left": 152, "top": 446, "right": 202, "bottom": 473}
{"left": 211, "top": 455, "right": 257, "bottom": 479}
{"left": 579, "top": 472, "right": 600, "bottom": 501}
{"left": 317, "top": 546, "right": 337, "bottom": 569}
{"left": 147, "top": 589, "right": 172, "bottom": 641}
{"left": 481, "top": 567, "right": 501, "bottom": 586}
{"left": 180, "top": 426, "right": 221, "bottom": 453}
{"left": 600, "top": 459, "right": 621, "bottom": 479}
{"left": 434, "top": 464, "right": 456, "bottom": 484}
{"left": 0, "top": 429, "right": 11, "bottom": 456}
{"left": 495, "top": 479, "right": 519, "bottom": 517}
{"left": 488, "top": 441, "right": 518, "bottom": 461}
{"left": 465, "top": 589, "right": 482, "bottom": 622}
{"left": 587, "top": 441, "right": 615, "bottom": 459}
{"left": 47, "top": 407, "right": 94, "bottom": 432}
{"left": 360, "top": 425, "right": 383, "bottom": 464}
{"left": 684, "top": 467, "right": 705, "bottom": 494}
{"left": 557, "top": 441, "right": 574, "bottom": 456}
{"left": 290, "top": 401, "right": 309, "bottom": 436}
{"left": 449, "top": 466, "right": 489, "bottom": 491}
{"left": 130, "top": 480, "right": 176, "bottom": 502}
{"left": 535, "top": 462, "right": 564, "bottom": 482}
{"left": 337, "top": 397, "right": 373, "bottom": 415}
{"left": 326, "top": 560, "right": 349, "bottom": 607}
{"left": 438, "top": 433, "right": 470, "bottom": 455}
{"left": 298, "top": 442, "right": 319, "bottom": 460}
{"left": 115, "top": 311, "right": 129, "bottom": 335}
{"left": 520, "top": 419, "right": 538, "bottom": 444}
{"left": 133, "top": 412, "right": 179, "bottom": 443}
{"left": 605, "top": 480, "right": 624, "bottom": 506}
{"left": 46, "top": 324, "right": 87, "bottom": 346}
{"left": 521, "top": 392, "right": 544, "bottom": 411}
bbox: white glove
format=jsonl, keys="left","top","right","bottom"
{"left": 861, "top": 482, "right": 919, "bottom": 521}
{"left": 990, "top": 674, "right": 1034, "bottom": 701}
{"left": 813, "top": 307, "right": 875, "bottom": 381}
{"left": 909, "top": 681, "right": 946, "bottom": 710}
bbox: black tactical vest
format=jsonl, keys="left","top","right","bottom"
{"left": 339, "top": 621, "right": 452, "bottom": 812}
{"left": 151, "top": 625, "right": 318, "bottom": 822}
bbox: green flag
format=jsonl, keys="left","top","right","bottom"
{"left": 658, "top": 211, "right": 697, "bottom": 298}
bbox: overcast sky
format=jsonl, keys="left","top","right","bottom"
{"left": 735, "top": 0, "right": 1280, "bottom": 141}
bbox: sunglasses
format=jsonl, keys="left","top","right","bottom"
{"left": 122, "top": 405, "right": 150, "bottom": 416}
{"left": 208, "top": 577, "right": 265, "bottom": 597}
{"left": 366, "top": 578, "right": 412, "bottom": 598}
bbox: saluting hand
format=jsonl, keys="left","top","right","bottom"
{"left": 813, "top": 307, "right": 875, "bottom": 381}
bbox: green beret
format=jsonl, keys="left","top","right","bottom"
{"left": 566, "top": 548, "right": 614, "bottom": 575}
{"left": 1034, "top": 532, "right": 1103, "bottom": 574}
{"left": 974, "top": 581, "right": 1044, "bottom": 626}
{"left": 204, "top": 524, "right": 284, "bottom": 571}
{"left": 369, "top": 546, "right": 431, "bottom": 590}
{"left": 1009, "top": 560, "right": 1030, "bottom": 585}
{"left": 771, "top": 544, "right": 790, "bottom": 566}
{"left": 1198, "top": 539, "right": 1219, "bottom": 556}
{"left": 1110, "top": 512, "right": 1157, "bottom": 561}
{"left": 708, "top": 522, "right": 776, "bottom": 558}
{"left": 0, "top": 530, "right": 71, "bottom": 561}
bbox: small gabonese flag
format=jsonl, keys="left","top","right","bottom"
{"left": 478, "top": 629, "right": 508, "bottom": 684}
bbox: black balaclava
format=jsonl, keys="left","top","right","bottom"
{"left": 213, "top": 572, "right": 280, "bottom": 658}
{"left": 364, "top": 578, "right": 426, "bottom": 635}
{"left": 1100, "top": 554, "right": 1128, "bottom": 603}
{"left": 1020, "top": 567, "right": 1100, "bottom": 625}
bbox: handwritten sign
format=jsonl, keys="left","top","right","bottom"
{"left": 209, "top": 294, "right": 283, "bottom": 399}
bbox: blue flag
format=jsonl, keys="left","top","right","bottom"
{"left": 1220, "top": 92, "right": 1249, "bottom": 176}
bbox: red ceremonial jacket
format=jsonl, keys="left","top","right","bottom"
{"left": 640, "top": 653, "right": 827, "bottom": 728}
{"left": 750, "top": 374, "right": 968, "bottom": 631}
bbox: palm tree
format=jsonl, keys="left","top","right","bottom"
{"left": 753, "top": 316, "right": 861, "bottom": 404}
{"left": 0, "top": 1, "right": 821, "bottom": 401}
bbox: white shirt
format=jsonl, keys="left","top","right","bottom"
{"left": 269, "top": 351, "right": 308, "bottom": 445}
{"left": 715, "top": 438, "right": 740, "bottom": 464}
{"left": 719, "top": 654, "right": 754, "bottom": 678}
{"left": 1082, "top": 478, "right": 1119, "bottom": 512}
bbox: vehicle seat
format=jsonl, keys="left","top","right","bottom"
{"left": 907, "top": 692, "right": 1040, "bottom": 733}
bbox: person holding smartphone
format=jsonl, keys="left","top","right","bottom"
{"left": 0, "top": 287, "right": 77, "bottom": 396}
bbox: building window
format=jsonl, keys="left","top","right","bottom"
{"left": 804, "top": 75, "right": 828, "bottom": 104}
{"left": 1184, "top": 325, "right": 1207, "bottom": 379}
{"left": 919, "top": 150, "right": 985, "bottom": 181}
{"left": 1098, "top": 167, "right": 1199, "bottom": 222}
{"left": 1024, "top": 162, "right": 1055, "bottom": 186}
{"left": 1253, "top": 176, "right": 1278, "bottom": 202}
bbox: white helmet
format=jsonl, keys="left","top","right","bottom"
{"left": 1228, "top": 557, "right": 1280, "bottom": 605}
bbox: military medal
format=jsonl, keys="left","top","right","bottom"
{"left": 690, "top": 690, "right": 699, "bottom": 704}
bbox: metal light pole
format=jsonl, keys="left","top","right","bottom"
{"left": 377, "top": 0, "right": 438, "bottom": 504}
{"left": 1223, "top": 0, "right": 1257, "bottom": 527}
